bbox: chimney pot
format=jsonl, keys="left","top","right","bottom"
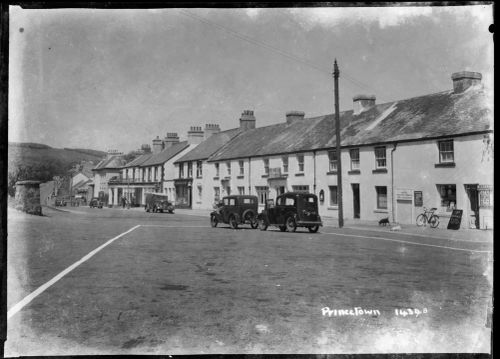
{"left": 451, "top": 71, "right": 482, "bottom": 93}
{"left": 239, "top": 110, "right": 256, "bottom": 131}
{"left": 353, "top": 94, "right": 376, "bottom": 115}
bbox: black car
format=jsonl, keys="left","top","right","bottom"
{"left": 89, "top": 198, "right": 104, "bottom": 208}
{"left": 210, "top": 195, "right": 259, "bottom": 229}
{"left": 257, "top": 192, "right": 322, "bottom": 233}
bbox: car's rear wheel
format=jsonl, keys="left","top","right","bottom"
{"left": 229, "top": 215, "right": 239, "bottom": 229}
{"left": 258, "top": 218, "right": 268, "bottom": 231}
{"left": 169, "top": 210, "right": 174, "bottom": 214}
{"left": 210, "top": 215, "right": 218, "bottom": 227}
{"left": 308, "top": 225, "right": 319, "bottom": 233}
{"left": 286, "top": 217, "right": 297, "bottom": 232}
{"left": 279, "top": 225, "right": 286, "bottom": 232}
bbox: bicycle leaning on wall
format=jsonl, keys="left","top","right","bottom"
{"left": 416, "top": 207, "right": 440, "bottom": 228}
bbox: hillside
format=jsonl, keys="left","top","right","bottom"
{"left": 7, "top": 142, "right": 107, "bottom": 196}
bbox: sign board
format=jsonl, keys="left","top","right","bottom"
{"left": 396, "top": 189, "right": 413, "bottom": 201}
{"left": 414, "top": 191, "right": 423, "bottom": 207}
{"left": 447, "top": 209, "right": 463, "bottom": 230}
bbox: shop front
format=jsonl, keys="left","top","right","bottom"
{"left": 174, "top": 178, "right": 192, "bottom": 208}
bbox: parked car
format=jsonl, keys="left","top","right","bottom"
{"left": 145, "top": 193, "right": 175, "bottom": 213}
{"left": 210, "top": 195, "right": 259, "bottom": 229}
{"left": 257, "top": 192, "right": 322, "bottom": 233}
{"left": 55, "top": 199, "right": 67, "bottom": 207}
{"left": 89, "top": 197, "right": 103, "bottom": 208}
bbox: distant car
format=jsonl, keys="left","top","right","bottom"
{"left": 55, "top": 199, "right": 67, "bottom": 207}
{"left": 210, "top": 195, "right": 259, "bottom": 229}
{"left": 257, "top": 192, "right": 322, "bottom": 233}
{"left": 89, "top": 198, "right": 103, "bottom": 208}
{"left": 145, "top": 193, "right": 175, "bottom": 213}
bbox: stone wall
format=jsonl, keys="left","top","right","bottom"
{"left": 15, "top": 180, "right": 42, "bottom": 215}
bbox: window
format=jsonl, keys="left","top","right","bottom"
{"left": 329, "top": 186, "right": 338, "bottom": 206}
{"left": 350, "top": 149, "right": 360, "bottom": 170}
{"left": 292, "top": 185, "right": 309, "bottom": 193}
{"left": 376, "top": 186, "right": 387, "bottom": 209}
{"left": 147, "top": 168, "right": 151, "bottom": 182}
{"left": 226, "top": 186, "right": 231, "bottom": 195}
{"left": 187, "top": 162, "right": 193, "bottom": 178}
{"left": 263, "top": 158, "right": 269, "bottom": 175}
{"left": 243, "top": 198, "right": 255, "bottom": 204}
{"left": 196, "top": 161, "right": 203, "bottom": 178}
{"left": 282, "top": 156, "right": 288, "bottom": 173}
{"left": 255, "top": 186, "right": 269, "bottom": 204}
{"left": 239, "top": 160, "right": 244, "bottom": 176}
{"left": 179, "top": 163, "right": 184, "bottom": 178}
{"left": 238, "top": 186, "right": 245, "bottom": 195}
{"left": 297, "top": 154, "right": 304, "bottom": 172}
{"left": 226, "top": 162, "right": 231, "bottom": 176}
{"left": 229, "top": 198, "right": 236, "bottom": 206}
{"left": 154, "top": 167, "right": 158, "bottom": 181}
{"left": 215, "top": 163, "right": 220, "bottom": 177}
{"left": 197, "top": 185, "right": 202, "bottom": 200}
{"left": 437, "top": 184, "right": 456, "bottom": 211}
{"left": 375, "top": 146, "right": 386, "bottom": 168}
{"left": 439, "top": 140, "right": 454, "bottom": 163}
{"left": 285, "top": 197, "right": 295, "bottom": 206}
{"left": 214, "top": 187, "right": 220, "bottom": 201}
{"left": 328, "top": 150, "right": 338, "bottom": 171}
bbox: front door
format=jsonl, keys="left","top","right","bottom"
{"left": 466, "top": 184, "right": 479, "bottom": 229}
{"left": 352, "top": 183, "right": 360, "bottom": 219}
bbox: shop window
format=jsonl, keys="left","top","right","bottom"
{"left": 297, "top": 154, "right": 304, "bottom": 172}
{"left": 438, "top": 140, "right": 454, "bottom": 163}
{"left": 437, "top": 184, "right": 456, "bottom": 211}
{"left": 375, "top": 146, "right": 386, "bottom": 168}
{"left": 328, "top": 150, "right": 338, "bottom": 171}
{"left": 376, "top": 186, "right": 387, "bottom": 209}
{"left": 329, "top": 186, "right": 338, "bottom": 206}
{"left": 350, "top": 149, "right": 360, "bottom": 170}
{"left": 282, "top": 156, "right": 288, "bottom": 173}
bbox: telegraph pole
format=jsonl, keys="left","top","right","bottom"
{"left": 333, "top": 59, "right": 344, "bottom": 228}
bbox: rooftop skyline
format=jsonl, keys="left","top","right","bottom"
{"left": 9, "top": 5, "right": 493, "bottom": 153}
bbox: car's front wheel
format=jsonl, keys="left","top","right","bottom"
{"left": 308, "top": 225, "right": 319, "bottom": 233}
{"left": 258, "top": 218, "right": 268, "bottom": 231}
{"left": 286, "top": 216, "right": 297, "bottom": 232}
{"left": 279, "top": 225, "right": 286, "bottom": 232}
{"left": 210, "top": 215, "right": 218, "bottom": 227}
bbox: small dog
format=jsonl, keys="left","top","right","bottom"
{"left": 378, "top": 217, "right": 390, "bottom": 226}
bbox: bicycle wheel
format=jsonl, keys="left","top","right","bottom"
{"left": 416, "top": 214, "right": 427, "bottom": 226}
{"left": 429, "top": 215, "right": 440, "bottom": 228}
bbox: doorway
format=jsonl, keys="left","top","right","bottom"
{"left": 465, "top": 184, "right": 479, "bottom": 229}
{"left": 352, "top": 183, "right": 360, "bottom": 218}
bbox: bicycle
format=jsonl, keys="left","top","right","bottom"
{"left": 416, "top": 207, "right": 440, "bottom": 228}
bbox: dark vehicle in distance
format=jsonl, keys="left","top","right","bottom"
{"left": 89, "top": 197, "right": 103, "bottom": 208}
{"left": 210, "top": 195, "right": 259, "bottom": 229}
{"left": 55, "top": 199, "right": 67, "bottom": 207}
{"left": 257, "top": 192, "right": 322, "bottom": 233}
{"left": 145, "top": 193, "right": 175, "bottom": 213}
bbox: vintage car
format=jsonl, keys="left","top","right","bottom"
{"left": 145, "top": 193, "right": 175, "bottom": 213}
{"left": 89, "top": 197, "right": 103, "bottom": 208}
{"left": 210, "top": 195, "right": 259, "bottom": 229}
{"left": 55, "top": 198, "right": 67, "bottom": 207}
{"left": 257, "top": 192, "right": 322, "bottom": 233}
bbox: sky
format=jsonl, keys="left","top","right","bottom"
{"left": 9, "top": 5, "right": 494, "bottom": 153}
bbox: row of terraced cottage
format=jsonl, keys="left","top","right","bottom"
{"left": 92, "top": 71, "right": 493, "bottom": 229}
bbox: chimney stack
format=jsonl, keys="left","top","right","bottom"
{"left": 286, "top": 111, "right": 305, "bottom": 125}
{"left": 353, "top": 95, "right": 376, "bottom": 115}
{"left": 140, "top": 144, "right": 151, "bottom": 153}
{"left": 164, "top": 132, "right": 180, "bottom": 148}
{"left": 204, "top": 124, "right": 221, "bottom": 139}
{"left": 152, "top": 136, "right": 164, "bottom": 154}
{"left": 451, "top": 71, "right": 482, "bottom": 93}
{"left": 187, "top": 126, "right": 204, "bottom": 145}
{"left": 106, "top": 149, "right": 123, "bottom": 159}
{"left": 239, "top": 110, "right": 256, "bottom": 131}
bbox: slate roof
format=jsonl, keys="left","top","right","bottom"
{"left": 208, "top": 86, "right": 493, "bottom": 161}
{"left": 123, "top": 153, "right": 154, "bottom": 168}
{"left": 140, "top": 141, "right": 190, "bottom": 166}
{"left": 175, "top": 128, "right": 242, "bottom": 163}
{"left": 93, "top": 155, "right": 127, "bottom": 170}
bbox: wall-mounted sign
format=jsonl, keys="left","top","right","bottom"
{"left": 414, "top": 191, "right": 423, "bottom": 207}
{"left": 396, "top": 188, "right": 413, "bottom": 201}
{"left": 447, "top": 209, "right": 463, "bottom": 230}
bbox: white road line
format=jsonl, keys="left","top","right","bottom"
{"left": 7, "top": 225, "right": 142, "bottom": 319}
{"left": 321, "top": 232, "right": 491, "bottom": 253}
